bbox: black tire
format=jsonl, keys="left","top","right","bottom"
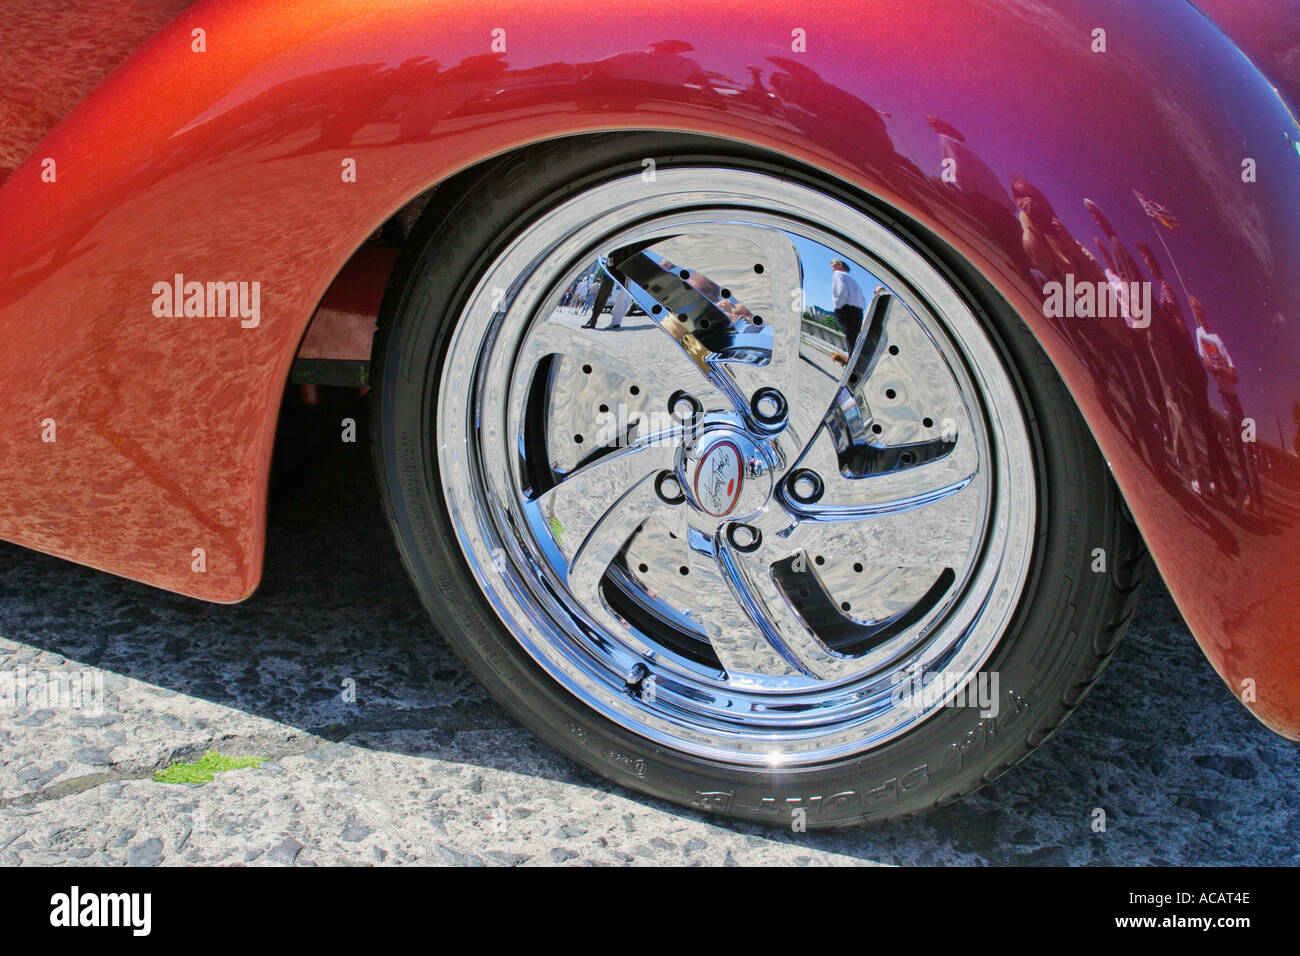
{"left": 370, "top": 133, "right": 1150, "bottom": 827}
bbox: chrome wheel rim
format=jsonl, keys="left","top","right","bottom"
{"left": 438, "top": 168, "right": 1035, "bottom": 766}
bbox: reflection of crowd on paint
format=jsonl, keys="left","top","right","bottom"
{"left": 854, "top": 102, "right": 1272, "bottom": 515}
{"left": 998, "top": 159, "right": 1260, "bottom": 512}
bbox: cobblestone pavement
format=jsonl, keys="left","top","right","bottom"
{"left": 1, "top": 396, "right": 1296, "bottom": 866}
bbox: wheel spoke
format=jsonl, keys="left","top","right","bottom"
{"left": 527, "top": 440, "right": 677, "bottom": 573}
{"left": 685, "top": 525, "right": 807, "bottom": 684}
{"left": 643, "top": 226, "right": 835, "bottom": 450}
{"left": 604, "top": 225, "right": 831, "bottom": 439}
{"left": 566, "top": 472, "right": 668, "bottom": 613}
{"left": 783, "top": 488, "right": 978, "bottom": 574}
{"left": 514, "top": 306, "right": 715, "bottom": 410}
{"left": 817, "top": 288, "right": 900, "bottom": 448}
{"left": 688, "top": 511, "right": 875, "bottom": 682}
{"left": 762, "top": 283, "right": 899, "bottom": 458}
{"left": 787, "top": 411, "right": 979, "bottom": 521}
{"left": 602, "top": 250, "right": 751, "bottom": 412}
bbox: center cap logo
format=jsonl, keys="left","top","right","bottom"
{"left": 693, "top": 439, "right": 744, "bottom": 517}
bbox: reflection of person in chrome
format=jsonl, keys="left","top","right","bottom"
{"left": 582, "top": 273, "right": 612, "bottom": 329}
{"left": 830, "top": 258, "right": 866, "bottom": 352}
{"left": 581, "top": 273, "right": 632, "bottom": 331}
{"left": 606, "top": 286, "right": 632, "bottom": 330}
{"left": 571, "top": 273, "right": 592, "bottom": 313}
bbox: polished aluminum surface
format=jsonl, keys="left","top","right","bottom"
{"left": 438, "top": 169, "right": 1035, "bottom": 764}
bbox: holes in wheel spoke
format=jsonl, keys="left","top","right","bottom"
{"left": 814, "top": 288, "right": 969, "bottom": 481}
{"left": 602, "top": 550, "right": 719, "bottom": 669}
{"left": 607, "top": 250, "right": 766, "bottom": 360}
{"left": 773, "top": 554, "right": 956, "bottom": 656}
{"left": 530, "top": 352, "right": 668, "bottom": 487}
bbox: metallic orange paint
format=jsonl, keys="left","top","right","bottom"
{"left": 0, "top": 1, "right": 1297, "bottom": 736}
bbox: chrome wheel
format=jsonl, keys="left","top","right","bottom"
{"left": 437, "top": 168, "right": 1035, "bottom": 766}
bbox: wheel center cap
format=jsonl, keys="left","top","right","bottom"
{"left": 694, "top": 440, "right": 744, "bottom": 517}
{"left": 683, "top": 430, "right": 772, "bottom": 520}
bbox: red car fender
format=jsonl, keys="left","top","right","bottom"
{"left": 0, "top": 0, "right": 1297, "bottom": 736}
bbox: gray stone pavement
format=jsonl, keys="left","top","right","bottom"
{"left": 0, "top": 395, "right": 1296, "bottom": 866}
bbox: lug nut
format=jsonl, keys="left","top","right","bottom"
{"left": 655, "top": 471, "right": 686, "bottom": 504}
{"left": 750, "top": 387, "right": 787, "bottom": 428}
{"left": 788, "top": 469, "right": 824, "bottom": 504}
{"left": 727, "top": 523, "right": 762, "bottom": 553}
{"left": 669, "top": 390, "right": 702, "bottom": 425}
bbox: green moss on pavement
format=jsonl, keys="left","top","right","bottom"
{"left": 153, "top": 750, "right": 265, "bottom": 784}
